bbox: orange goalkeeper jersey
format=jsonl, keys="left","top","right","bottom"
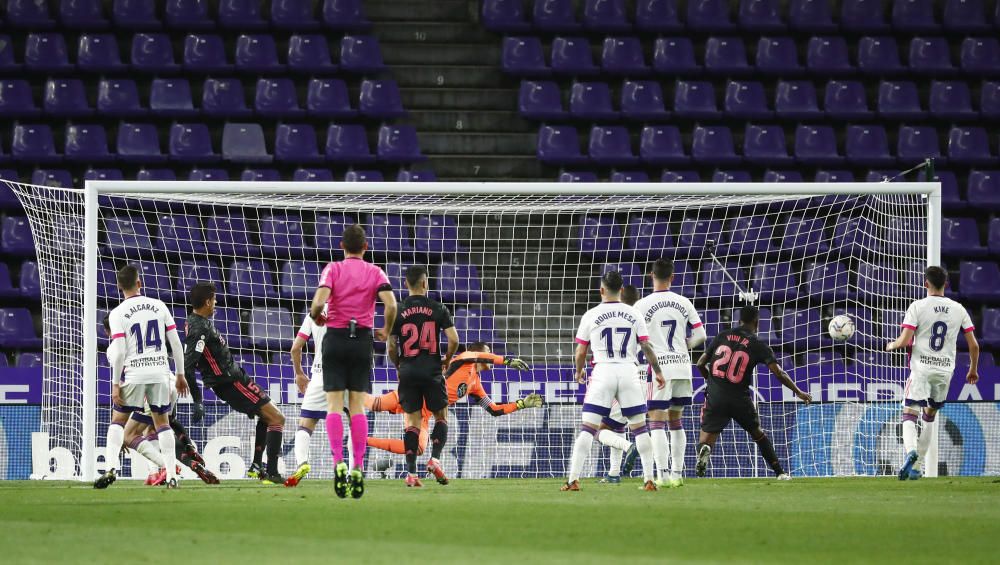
{"left": 444, "top": 351, "right": 520, "bottom": 416}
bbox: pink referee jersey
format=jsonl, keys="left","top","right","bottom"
{"left": 318, "top": 257, "right": 392, "bottom": 329}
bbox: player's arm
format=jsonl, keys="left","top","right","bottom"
{"left": 573, "top": 342, "right": 589, "bottom": 384}
{"left": 635, "top": 315, "right": 664, "bottom": 388}
{"left": 887, "top": 303, "right": 917, "bottom": 351}
{"left": 106, "top": 339, "right": 125, "bottom": 407}
{"left": 387, "top": 334, "right": 400, "bottom": 369}
{"left": 687, "top": 304, "right": 708, "bottom": 349}
{"left": 290, "top": 335, "right": 309, "bottom": 394}
{"left": 962, "top": 310, "right": 980, "bottom": 384}
{"left": 165, "top": 324, "right": 188, "bottom": 397}
{"left": 376, "top": 289, "right": 397, "bottom": 342}
{"left": 767, "top": 362, "right": 812, "bottom": 403}
{"left": 469, "top": 381, "right": 542, "bottom": 416}
{"left": 310, "top": 287, "right": 330, "bottom": 323}
{"left": 182, "top": 328, "right": 204, "bottom": 419}
{"left": 443, "top": 326, "right": 460, "bottom": 368}
{"left": 695, "top": 336, "right": 718, "bottom": 379}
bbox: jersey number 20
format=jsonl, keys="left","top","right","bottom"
{"left": 711, "top": 345, "right": 750, "bottom": 384}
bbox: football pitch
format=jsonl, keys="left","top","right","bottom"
{"left": 0, "top": 477, "right": 996, "bottom": 564}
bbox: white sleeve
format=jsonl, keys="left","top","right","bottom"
{"left": 297, "top": 315, "right": 313, "bottom": 341}
{"left": 902, "top": 302, "right": 918, "bottom": 330}
{"left": 575, "top": 312, "right": 592, "bottom": 345}
{"left": 686, "top": 298, "right": 707, "bottom": 348}
{"left": 961, "top": 307, "right": 975, "bottom": 333}
{"left": 634, "top": 313, "right": 650, "bottom": 342}
{"left": 162, "top": 304, "right": 185, "bottom": 375}
{"left": 107, "top": 338, "right": 125, "bottom": 382}
{"left": 687, "top": 299, "right": 704, "bottom": 329}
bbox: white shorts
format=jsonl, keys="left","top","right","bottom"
{"left": 903, "top": 371, "right": 950, "bottom": 409}
{"left": 130, "top": 387, "right": 178, "bottom": 426}
{"left": 299, "top": 371, "right": 349, "bottom": 419}
{"left": 584, "top": 364, "right": 647, "bottom": 421}
{"left": 118, "top": 381, "right": 172, "bottom": 415}
{"left": 648, "top": 379, "right": 694, "bottom": 411}
{"left": 604, "top": 401, "right": 627, "bottom": 429}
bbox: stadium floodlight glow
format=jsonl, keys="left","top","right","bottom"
{"left": 8, "top": 180, "right": 940, "bottom": 481}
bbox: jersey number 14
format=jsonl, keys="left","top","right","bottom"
{"left": 129, "top": 320, "right": 162, "bottom": 354}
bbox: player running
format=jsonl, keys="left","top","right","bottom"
{"left": 887, "top": 266, "right": 979, "bottom": 480}
{"left": 633, "top": 259, "right": 706, "bottom": 487}
{"left": 563, "top": 271, "right": 665, "bottom": 492}
{"left": 184, "top": 282, "right": 287, "bottom": 485}
{"left": 387, "top": 266, "right": 460, "bottom": 487}
{"left": 694, "top": 306, "right": 812, "bottom": 480}
{"left": 94, "top": 265, "right": 187, "bottom": 489}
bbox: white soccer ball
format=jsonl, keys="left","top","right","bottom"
{"left": 828, "top": 314, "right": 855, "bottom": 341}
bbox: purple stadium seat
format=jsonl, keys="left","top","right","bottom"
{"left": 841, "top": 0, "right": 889, "bottom": 32}
{"left": 397, "top": 170, "right": 436, "bottom": 182}
{"left": 294, "top": 168, "right": 333, "bottom": 182}
{"left": 678, "top": 217, "right": 722, "bottom": 254}
{"left": 307, "top": 78, "right": 355, "bottom": 118}
{"left": 959, "top": 261, "right": 1000, "bottom": 301}
{"left": 635, "top": 0, "right": 682, "bottom": 32}
{"left": 897, "top": 125, "right": 943, "bottom": 164}
{"left": 892, "top": 0, "right": 939, "bottom": 32}
{"left": 640, "top": 125, "right": 688, "bottom": 166}
{"left": 559, "top": 171, "right": 598, "bottom": 182}
{"left": 712, "top": 170, "right": 752, "bottom": 182}
{"left": 165, "top": 0, "right": 213, "bottom": 29}
{"left": 519, "top": 80, "right": 565, "bottom": 120}
{"left": 454, "top": 309, "right": 497, "bottom": 344}
{"left": 227, "top": 261, "right": 279, "bottom": 301}
{"left": 806, "top": 36, "right": 852, "bottom": 74}
{"left": 700, "top": 260, "right": 745, "bottom": 297}
{"left": 724, "top": 80, "right": 772, "bottom": 119}
{"left": 438, "top": 263, "right": 485, "bottom": 303}
{"left": 136, "top": 168, "right": 175, "bottom": 181}
{"left": 589, "top": 126, "right": 638, "bottom": 166}
{"left": 97, "top": 78, "right": 145, "bottom": 117}
{"left": 260, "top": 215, "right": 307, "bottom": 257}
{"left": 275, "top": 124, "right": 323, "bottom": 163}
{"left": 687, "top": 0, "right": 735, "bottom": 31}
{"left": 824, "top": 80, "right": 872, "bottom": 119}
{"left": 130, "top": 33, "right": 179, "bottom": 73}
{"left": 19, "top": 261, "right": 40, "bottom": 299}
{"left": 156, "top": 214, "right": 206, "bottom": 254}
{"left": 415, "top": 216, "right": 462, "bottom": 255}
{"left": 627, "top": 217, "right": 673, "bottom": 256}
{"left": 1, "top": 217, "right": 35, "bottom": 255}
{"left": 149, "top": 79, "right": 196, "bottom": 117}
{"left": 667, "top": 261, "right": 698, "bottom": 297}
{"left": 815, "top": 170, "right": 854, "bottom": 182}
{"left": 948, "top": 127, "right": 994, "bottom": 165}
{"left": 550, "top": 37, "right": 598, "bottom": 76}
{"left": 570, "top": 82, "right": 617, "bottom": 120}
{"left": 339, "top": 35, "right": 385, "bottom": 73}
{"left": 502, "top": 37, "right": 549, "bottom": 76}
{"left": 212, "top": 307, "right": 246, "bottom": 346}
{"left": 83, "top": 168, "right": 122, "bottom": 181}
{"left": 0, "top": 80, "right": 40, "bottom": 118}
{"left": 866, "top": 169, "right": 901, "bottom": 182}
{"left": 789, "top": 0, "right": 836, "bottom": 32}
{"left": 237, "top": 34, "right": 284, "bottom": 73}
{"left": 857, "top": 262, "right": 899, "bottom": 299}
{"left": 64, "top": 124, "right": 111, "bottom": 163}
{"left": 11, "top": 124, "right": 61, "bottom": 163}
{"left": 909, "top": 37, "right": 955, "bottom": 74}
{"left": 7, "top": 0, "right": 56, "bottom": 28}
{"left": 652, "top": 37, "right": 700, "bottom": 75}
{"left": 602, "top": 263, "right": 643, "bottom": 289}
{"left": 794, "top": 125, "right": 843, "bottom": 165}
{"left": 740, "top": 0, "right": 785, "bottom": 31}
{"left": 918, "top": 170, "right": 963, "bottom": 209}
{"left": 533, "top": 0, "right": 580, "bottom": 32}
{"left": 77, "top": 33, "right": 126, "bottom": 72}
{"left": 942, "top": 217, "right": 986, "bottom": 257}
{"left": 240, "top": 169, "right": 279, "bottom": 181}
{"left": 279, "top": 261, "right": 322, "bottom": 299}
{"left": 691, "top": 126, "right": 740, "bottom": 165}
{"left": 137, "top": 262, "right": 175, "bottom": 301}
{"left": 775, "top": 81, "right": 821, "bottom": 119}
{"left": 288, "top": 35, "right": 336, "bottom": 74}
{"left": 621, "top": 80, "right": 668, "bottom": 121}
{"left": 929, "top": 81, "right": 976, "bottom": 120}
{"left": 763, "top": 170, "right": 803, "bottom": 182}
{"left": 583, "top": 0, "right": 630, "bottom": 32}
{"left": 30, "top": 169, "right": 72, "bottom": 187}
{"left": 169, "top": 123, "right": 218, "bottom": 163}
{"left": 784, "top": 216, "right": 829, "bottom": 256}
{"left": 944, "top": 0, "right": 990, "bottom": 32}
{"left": 324, "top": 0, "right": 370, "bottom": 29}
{"left": 222, "top": 123, "right": 271, "bottom": 164}
{"left": 255, "top": 78, "right": 303, "bottom": 118}
{"left": 202, "top": 78, "right": 251, "bottom": 118}
{"left": 989, "top": 218, "right": 1000, "bottom": 255}
{"left": 756, "top": 37, "right": 800, "bottom": 74}
{"left": 377, "top": 125, "right": 424, "bottom": 163}
{"left": 752, "top": 263, "right": 798, "bottom": 301}
{"left": 183, "top": 34, "right": 231, "bottom": 72}
{"left": 326, "top": 124, "right": 375, "bottom": 164}
{"left": 25, "top": 33, "right": 72, "bottom": 72}
{"left": 44, "top": 78, "right": 94, "bottom": 118}
{"left": 981, "top": 308, "right": 1000, "bottom": 348}
{"left": 704, "top": 37, "right": 749, "bottom": 75}
{"left": 345, "top": 169, "right": 384, "bottom": 183}
{"left": 366, "top": 214, "right": 413, "bottom": 254}
{"left": 103, "top": 216, "right": 153, "bottom": 257}
{"left": 610, "top": 171, "right": 649, "bottom": 182}
{"left": 673, "top": 80, "right": 717, "bottom": 119}
{"left": 602, "top": 37, "right": 648, "bottom": 75}
{"left": 961, "top": 38, "right": 1000, "bottom": 75}
{"left": 204, "top": 215, "right": 252, "bottom": 257}
{"left": 272, "top": 0, "right": 321, "bottom": 29}
{"left": 779, "top": 308, "right": 821, "bottom": 347}
{"left": 845, "top": 125, "right": 894, "bottom": 166}
{"left": 743, "top": 124, "right": 792, "bottom": 165}
{"left": 877, "top": 80, "right": 922, "bottom": 119}
{"left": 218, "top": 0, "right": 267, "bottom": 29}
{"left": 720, "top": 216, "right": 773, "bottom": 254}
{"left": 579, "top": 216, "right": 622, "bottom": 256}
{"left": 0, "top": 309, "right": 41, "bottom": 349}
{"left": 359, "top": 79, "right": 406, "bottom": 119}
{"left": 858, "top": 36, "right": 902, "bottom": 75}
{"left": 112, "top": 0, "right": 160, "bottom": 28}
{"left": 0, "top": 35, "right": 22, "bottom": 73}
{"left": 314, "top": 213, "right": 351, "bottom": 249}
{"left": 967, "top": 170, "right": 1000, "bottom": 209}
{"left": 538, "top": 125, "right": 587, "bottom": 165}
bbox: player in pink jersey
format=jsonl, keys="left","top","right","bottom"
{"left": 310, "top": 224, "right": 397, "bottom": 499}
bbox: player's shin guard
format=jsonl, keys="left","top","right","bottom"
{"left": 430, "top": 421, "right": 448, "bottom": 460}
{"left": 916, "top": 412, "right": 936, "bottom": 464}
{"left": 131, "top": 435, "right": 164, "bottom": 470}
{"left": 105, "top": 422, "right": 125, "bottom": 472}
{"left": 669, "top": 420, "right": 686, "bottom": 478}
{"left": 156, "top": 425, "right": 177, "bottom": 482}
{"left": 294, "top": 426, "right": 312, "bottom": 466}
{"left": 326, "top": 412, "right": 344, "bottom": 463}
{"left": 609, "top": 444, "right": 624, "bottom": 477}
{"left": 404, "top": 426, "right": 420, "bottom": 474}
{"left": 902, "top": 412, "right": 919, "bottom": 454}
{"left": 648, "top": 421, "right": 669, "bottom": 482}
{"left": 349, "top": 414, "right": 367, "bottom": 470}
{"left": 569, "top": 426, "right": 596, "bottom": 483}
{"left": 753, "top": 432, "right": 783, "bottom": 476}
{"left": 266, "top": 424, "right": 283, "bottom": 475}
{"left": 632, "top": 426, "right": 655, "bottom": 483}
{"left": 253, "top": 419, "right": 267, "bottom": 467}
{"left": 597, "top": 429, "right": 631, "bottom": 451}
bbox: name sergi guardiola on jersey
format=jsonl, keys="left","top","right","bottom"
{"left": 635, "top": 291, "right": 702, "bottom": 369}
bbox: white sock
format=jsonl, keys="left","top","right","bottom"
{"left": 609, "top": 446, "right": 623, "bottom": 477}
{"left": 295, "top": 428, "right": 312, "bottom": 466}
{"left": 634, "top": 431, "right": 655, "bottom": 483}
{"left": 650, "top": 428, "right": 670, "bottom": 481}
{"left": 598, "top": 429, "right": 632, "bottom": 451}
{"left": 902, "top": 417, "right": 918, "bottom": 453}
{"left": 916, "top": 418, "right": 935, "bottom": 467}
{"left": 568, "top": 430, "right": 595, "bottom": 483}
{"left": 670, "top": 428, "right": 686, "bottom": 479}
{"left": 105, "top": 423, "right": 124, "bottom": 473}
{"left": 157, "top": 426, "right": 177, "bottom": 482}
{"left": 136, "top": 440, "right": 165, "bottom": 469}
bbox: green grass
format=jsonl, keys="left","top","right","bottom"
{"left": 0, "top": 477, "right": 997, "bottom": 564}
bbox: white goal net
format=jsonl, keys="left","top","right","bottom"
{"left": 8, "top": 180, "right": 938, "bottom": 481}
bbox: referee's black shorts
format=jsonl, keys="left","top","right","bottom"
{"left": 322, "top": 328, "right": 374, "bottom": 393}
{"left": 397, "top": 370, "right": 448, "bottom": 414}
{"left": 700, "top": 391, "right": 761, "bottom": 434}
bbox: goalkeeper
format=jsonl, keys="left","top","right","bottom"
{"left": 366, "top": 342, "right": 542, "bottom": 480}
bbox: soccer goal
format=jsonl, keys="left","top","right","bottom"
{"left": 7, "top": 179, "right": 940, "bottom": 482}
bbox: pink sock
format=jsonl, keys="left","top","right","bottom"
{"left": 350, "top": 414, "right": 368, "bottom": 470}
{"left": 326, "top": 413, "right": 343, "bottom": 463}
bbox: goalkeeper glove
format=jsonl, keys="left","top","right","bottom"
{"left": 192, "top": 402, "right": 205, "bottom": 424}
{"left": 503, "top": 357, "right": 531, "bottom": 371}
{"left": 515, "top": 393, "right": 544, "bottom": 410}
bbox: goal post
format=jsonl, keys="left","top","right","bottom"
{"left": 12, "top": 179, "right": 940, "bottom": 481}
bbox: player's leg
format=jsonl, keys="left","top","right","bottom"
{"left": 397, "top": 374, "right": 424, "bottom": 486}
{"left": 666, "top": 380, "right": 694, "bottom": 486}
{"left": 95, "top": 383, "right": 144, "bottom": 488}
{"left": 343, "top": 331, "right": 374, "bottom": 499}
{"left": 618, "top": 368, "right": 656, "bottom": 490}
{"left": 257, "top": 401, "right": 286, "bottom": 482}
{"left": 286, "top": 373, "right": 327, "bottom": 486}
{"left": 365, "top": 390, "right": 406, "bottom": 453}
{"left": 322, "top": 331, "right": 352, "bottom": 496}
{"left": 899, "top": 373, "right": 930, "bottom": 480}
{"left": 646, "top": 377, "right": 671, "bottom": 484}
{"left": 696, "top": 394, "right": 728, "bottom": 477}
{"left": 148, "top": 383, "right": 179, "bottom": 488}
{"left": 563, "top": 368, "right": 614, "bottom": 491}
{"left": 733, "top": 397, "right": 786, "bottom": 478}
{"left": 124, "top": 413, "right": 165, "bottom": 483}
{"left": 425, "top": 375, "right": 450, "bottom": 485}
{"left": 250, "top": 418, "right": 267, "bottom": 478}
{"left": 597, "top": 417, "right": 628, "bottom": 483}
{"left": 913, "top": 378, "right": 947, "bottom": 479}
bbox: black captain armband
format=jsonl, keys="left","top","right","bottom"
{"left": 377, "top": 283, "right": 393, "bottom": 293}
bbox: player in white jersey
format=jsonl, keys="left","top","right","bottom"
{"left": 284, "top": 305, "right": 352, "bottom": 487}
{"left": 596, "top": 285, "right": 639, "bottom": 484}
{"left": 632, "top": 259, "right": 706, "bottom": 487}
{"left": 562, "top": 271, "right": 665, "bottom": 492}
{"left": 94, "top": 265, "right": 187, "bottom": 489}
{"left": 887, "top": 266, "right": 979, "bottom": 480}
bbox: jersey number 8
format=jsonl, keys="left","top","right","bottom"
{"left": 929, "top": 321, "right": 948, "bottom": 352}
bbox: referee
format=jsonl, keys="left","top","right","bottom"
{"left": 310, "top": 224, "right": 397, "bottom": 499}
